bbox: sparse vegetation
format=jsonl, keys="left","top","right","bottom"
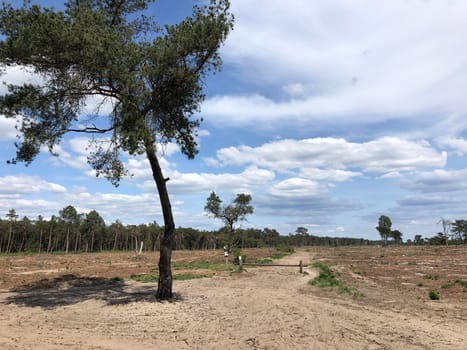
{"left": 441, "top": 279, "right": 467, "bottom": 289}
{"left": 130, "top": 272, "right": 209, "bottom": 283}
{"left": 429, "top": 289, "right": 440, "bottom": 300}
{"left": 423, "top": 274, "right": 439, "bottom": 280}
{"left": 309, "top": 261, "right": 363, "bottom": 297}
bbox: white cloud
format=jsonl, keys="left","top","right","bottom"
{"left": 0, "top": 115, "right": 16, "bottom": 140}
{"left": 401, "top": 168, "right": 467, "bottom": 193}
{"left": 211, "top": 137, "right": 446, "bottom": 174}
{"left": 0, "top": 175, "right": 66, "bottom": 195}
{"left": 139, "top": 165, "right": 275, "bottom": 195}
{"left": 203, "top": 0, "right": 467, "bottom": 131}
{"left": 435, "top": 136, "right": 467, "bottom": 156}
{"left": 299, "top": 168, "right": 361, "bottom": 182}
{"left": 268, "top": 178, "right": 323, "bottom": 198}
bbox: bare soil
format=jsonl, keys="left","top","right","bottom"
{"left": 0, "top": 246, "right": 466, "bottom": 349}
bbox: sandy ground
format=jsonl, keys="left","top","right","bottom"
{"left": 0, "top": 250, "right": 466, "bottom": 349}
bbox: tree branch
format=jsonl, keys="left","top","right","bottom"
{"left": 66, "top": 125, "right": 115, "bottom": 134}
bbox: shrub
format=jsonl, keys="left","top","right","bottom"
{"left": 232, "top": 247, "right": 246, "bottom": 264}
{"left": 429, "top": 290, "right": 440, "bottom": 300}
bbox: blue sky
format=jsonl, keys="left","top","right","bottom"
{"left": 1, "top": 0, "right": 467, "bottom": 240}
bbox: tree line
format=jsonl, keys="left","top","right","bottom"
{"left": 0, "top": 207, "right": 375, "bottom": 254}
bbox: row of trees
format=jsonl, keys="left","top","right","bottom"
{"left": 0, "top": 207, "right": 376, "bottom": 254}
{"left": 377, "top": 215, "right": 467, "bottom": 246}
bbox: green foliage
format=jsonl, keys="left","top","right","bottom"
{"left": 376, "top": 215, "right": 392, "bottom": 244}
{"left": 0, "top": 0, "right": 234, "bottom": 178}
{"left": 310, "top": 262, "right": 340, "bottom": 288}
{"left": 309, "top": 261, "right": 363, "bottom": 297}
{"left": 232, "top": 247, "right": 246, "bottom": 264}
{"left": 204, "top": 191, "right": 254, "bottom": 233}
{"left": 428, "top": 289, "right": 440, "bottom": 300}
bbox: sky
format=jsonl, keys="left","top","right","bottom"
{"left": 1, "top": 0, "right": 467, "bottom": 240}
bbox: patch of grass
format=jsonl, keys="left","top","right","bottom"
{"left": 423, "top": 274, "right": 438, "bottom": 280}
{"left": 441, "top": 279, "right": 467, "bottom": 289}
{"left": 173, "top": 273, "right": 207, "bottom": 281}
{"left": 309, "top": 261, "right": 364, "bottom": 298}
{"left": 310, "top": 261, "right": 340, "bottom": 288}
{"left": 130, "top": 272, "right": 208, "bottom": 283}
{"left": 130, "top": 273, "right": 158, "bottom": 283}
{"left": 172, "top": 261, "right": 230, "bottom": 271}
{"left": 429, "top": 289, "right": 440, "bottom": 300}
{"left": 255, "top": 258, "right": 273, "bottom": 265}
{"left": 276, "top": 245, "right": 295, "bottom": 254}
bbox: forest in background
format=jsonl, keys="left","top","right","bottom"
{"left": 1, "top": 206, "right": 376, "bottom": 254}
{"left": 2, "top": 206, "right": 465, "bottom": 254}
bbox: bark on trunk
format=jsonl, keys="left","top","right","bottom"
{"left": 145, "top": 139, "right": 175, "bottom": 300}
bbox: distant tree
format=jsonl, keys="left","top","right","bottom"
{"left": 59, "top": 205, "right": 79, "bottom": 254}
{"left": 0, "top": 0, "right": 233, "bottom": 300}
{"left": 414, "top": 234, "right": 423, "bottom": 245}
{"left": 391, "top": 230, "right": 403, "bottom": 245}
{"left": 82, "top": 210, "right": 105, "bottom": 252}
{"left": 205, "top": 192, "right": 254, "bottom": 243}
{"left": 437, "top": 218, "right": 451, "bottom": 246}
{"left": 451, "top": 220, "right": 467, "bottom": 244}
{"left": 376, "top": 215, "right": 392, "bottom": 246}
{"left": 5, "top": 209, "right": 18, "bottom": 253}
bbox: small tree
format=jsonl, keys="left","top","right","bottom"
{"left": 414, "top": 234, "right": 423, "bottom": 245}
{"left": 437, "top": 218, "right": 451, "bottom": 246}
{"left": 391, "top": 229, "right": 403, "bottom": 245}
{"left": 451, "top": 220, "right": 467, "bottom": 244}
{"left": 376, "top": 215, "right": 392, "bottom": 246}
{"left": 59, "top": 205, "right": 79, "bottom": 254}
{"left": 205, "top": 192, "right": 254, "bottom": 244}
{"left": 5, "top": 209, "right": 18, "bottom": 253}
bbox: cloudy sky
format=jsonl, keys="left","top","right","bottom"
{"left": 2, "top": 0, "right": 467, "bottom": 240}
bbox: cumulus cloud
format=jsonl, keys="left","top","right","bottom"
{"left": 0, "top": 175, "right": 66, "bottom": 195}
{"left": 139, "top": 166, "right": 275, "bottom": 195}
{"left": 268, "top": 178, "right": 323, "bottom": 198}
{"left": 210, "top": 137, "right": 446, "bottom": 174}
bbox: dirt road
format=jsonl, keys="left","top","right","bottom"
{"left": 0, "top": 250, "right": 466, "bottom": 349}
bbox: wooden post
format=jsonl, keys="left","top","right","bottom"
{"left": 299, "top": 260, "right": 303, "bottom": 273}
{"left": 239, "top": 255, "right": 243, "bottom": 271}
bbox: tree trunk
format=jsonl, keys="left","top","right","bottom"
{"left": 91, "top": 231, "right": 95, "bottom": 252}
{"left": 145, "top": 139, "right": 175, "bottom": 300}
{"left": 38, "top": 230, "right": 42, "bottom": 254}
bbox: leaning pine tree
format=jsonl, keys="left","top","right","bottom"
{"left": 0, "top": 0, "right": 233, "bottom": 300}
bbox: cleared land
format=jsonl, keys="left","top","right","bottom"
{"left": 0, "top": 246, "right": 466, "bottom": 349}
